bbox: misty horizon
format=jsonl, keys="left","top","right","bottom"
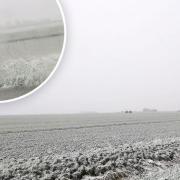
{"left": 0, "top": 0, "right": 62, "bottom": 28}
{"left": 0, "top": 0, "right": 180, "bottom": 114}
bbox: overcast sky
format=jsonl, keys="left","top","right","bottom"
{"left": 0, "top": 0, "right": 180, "bottom": 114}
{"left": 0, "top": 0, "right": 61, "bottom": 27}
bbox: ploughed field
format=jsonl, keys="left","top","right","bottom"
{"left": 0, "top": 112, "right": 180, "bottom": 179}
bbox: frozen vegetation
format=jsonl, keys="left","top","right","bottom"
{"left": 0, "top": 54, "right": 58, "bottom": 88}
{"left": 0, "top": 138, "right": 180, "bottom": 180}
{"left": 0, "top": 22, "right": 64, "bottom": 100}
{"left": 133, "top": 164, "right": 180, "bottom": 180}
{"left": 0, "top": 113, "right": 180, "bottom": 179}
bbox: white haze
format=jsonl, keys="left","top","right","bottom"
{"left": 0, "top": 0, "right": 180, "bottom": 114}
{"left": 0, "top": 0, "right": 61, "bottom": 28}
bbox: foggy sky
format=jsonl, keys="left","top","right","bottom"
{"left": 0, "top": 0, "right": 180, "bottom": 114}
{"left": 0, "top": 0, "right": 61, "bottom": 27}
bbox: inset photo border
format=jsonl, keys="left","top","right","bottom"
{"left": 0, "top": 0, "right": 67, "bottom": 103}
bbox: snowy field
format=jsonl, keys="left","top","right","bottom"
{"left": 0, "top": 22, "right": 64, "bottom": 100}
{"left": 0, "top": 112, "right": 180, "bottom": 179}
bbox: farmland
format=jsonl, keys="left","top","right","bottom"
{"left": 0, "top": 112, "right": 180, "bottom": 179}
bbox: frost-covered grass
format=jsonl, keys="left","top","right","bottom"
{"left": 134, "top": 164, "right": 180, "bottom": 180}
{"left": 0, "top": 54, "right": 58, "bottom": 88}
{"left": 0, "top": 138, "right": 180, "bottom": 180}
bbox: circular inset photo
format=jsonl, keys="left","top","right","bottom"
{"left": 0, "top": 0, "right": 66, "bottom": 102}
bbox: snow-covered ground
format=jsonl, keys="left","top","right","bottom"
{"left": 0, "top": 21, "right": 63, "bottom": 43}
{"left": 0, "top": 113, "right": 180, "bottom": 179}
{"left": 0, "top": 137, "right": 180, "bottom": 180}
{"left": 0, "top": 54, "right": 59, "bottom": 88}
{"left": 0, "top": 22, "right": 64, "bottom": 100}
